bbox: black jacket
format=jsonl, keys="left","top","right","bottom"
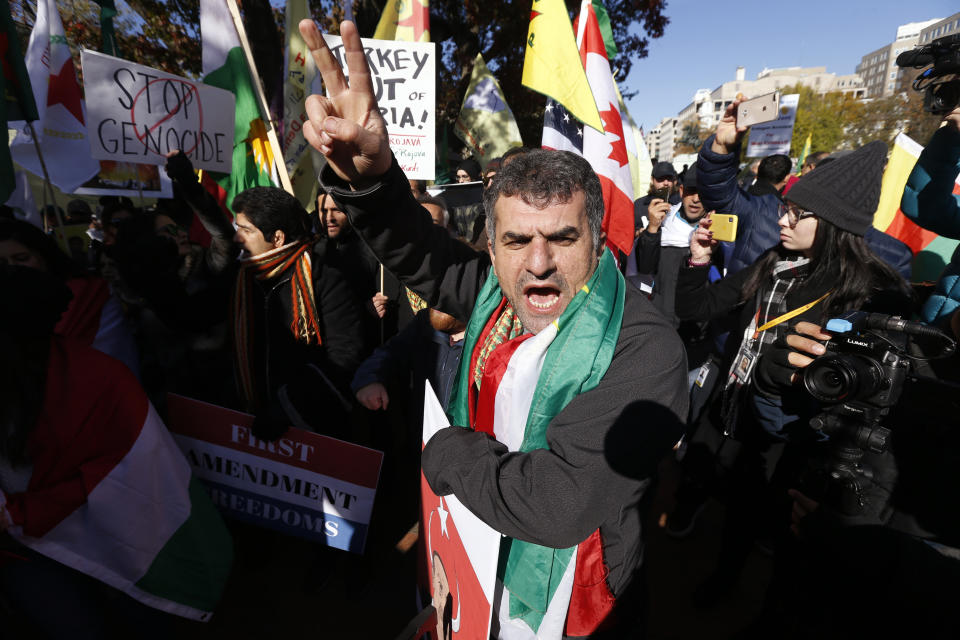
{"left": 318, "top": 231, "right": 413, "bottom": 357}
{"left": 322, "top": 159, "right": 688, "bottom": 607}
{"left": 243, "top": 252, "right": 364, "bottom": 408}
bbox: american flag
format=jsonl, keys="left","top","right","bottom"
{"left": 542, "top": 98, "right": 584, "bottom": 155}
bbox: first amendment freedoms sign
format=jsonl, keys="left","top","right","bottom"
{"left": 81, "top": 50, "right": 236, "bottom": 173}
{"left": 166, "top": 394, "right": 383, "bottom": 553}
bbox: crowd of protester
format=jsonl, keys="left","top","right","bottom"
{"left": 2, "top": 35, "right": 960, "bottom": 635}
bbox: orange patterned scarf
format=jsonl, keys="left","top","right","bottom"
{"left": 233, "top": 241, "right": 321, "bottom": 410}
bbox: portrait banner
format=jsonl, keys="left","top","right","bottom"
{"left": 421, "top": 384, "right": 499, "bottom": 639}
{"left": 166, "top": 394, "right": 383, "bottom": 553}
{"left": 81, "top": 50, "right": 235, "bottom": 173}
{"left": 322, "top": 34, "right": 435, "bottom": 180}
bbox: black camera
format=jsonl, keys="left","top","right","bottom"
{"left": 800, "top": 312, "right": 955, "bottom": 516}
{"left": 804, "top": 329, "right": 909, "bottom": 413}
{"left": 896, "top": 33, "right": 960, "bottom": 115}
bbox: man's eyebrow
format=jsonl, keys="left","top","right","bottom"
{"left": 546, "top": 226, "right": 580, "bottom": 241}
{"left": 501, "top": 230, "right": 532, "bottom": 242}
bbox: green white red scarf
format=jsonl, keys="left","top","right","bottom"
{"left": 233, "top": 240, "right": 321, "bottom": 411}
{"left": 447, "top": 249, "right": 625, "bottom": 634}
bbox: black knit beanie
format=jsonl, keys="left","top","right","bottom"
{"left": 785, "top": 140, "right": 887, "bottom": 236}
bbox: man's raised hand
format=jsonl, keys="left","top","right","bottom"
{"left": 298, "top": 19, "right": 392, "bottom": 184}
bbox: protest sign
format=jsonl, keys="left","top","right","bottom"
{"left": 166, "top": 394, "right": 383, "bottom": 553}
{"left": 322, "top": 34, "right": 435, "bottom": 180}
{"left": 745, "top": 93, "right": 799, "bottom": 157}
{"left": 73, "top": 159, "right": 173, "bottom": 198}
{"left": 81, "top": 50, "right": 235, "bottom": 173}
{"left": 421, "top": 384, "right": 499, "bottom": 639}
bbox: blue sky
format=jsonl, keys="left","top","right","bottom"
{"left": 622, "top": 0, "right": 956, "bottom": 132}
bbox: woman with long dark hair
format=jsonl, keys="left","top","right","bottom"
{"left": 677, "top": 140, "right": 912, "bottom": 436}
{"left": 670, "top": 140, "right": 914, "bottom": 616}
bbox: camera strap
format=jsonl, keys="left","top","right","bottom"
{"left": 751, "top": 291, "right": 830, "bottom": 340}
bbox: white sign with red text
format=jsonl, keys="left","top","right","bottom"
{"left": 166, "top": 394, "right": 383, "bottom": 553}
{"left": 321, "top": 34, "right": 435, "bottom": 180}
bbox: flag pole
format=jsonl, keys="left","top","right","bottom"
{"left": 26, "top": 121, "right": 65, "bottom": 233}
{"left": 379, "top": 263, "right": 385, "bottom": 344}
{"left": 225, "top": 0, "right": 294, "bottom": 195}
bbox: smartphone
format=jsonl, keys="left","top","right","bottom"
{"left": 710, "top": 213, "right": 738, "bottom": 243}
{"left": 737, "top": 92, "right": 780, "bottom": 128}
{"left": 652, "top": 186, "right": 672, "bottom": 201}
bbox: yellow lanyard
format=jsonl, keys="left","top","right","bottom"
{"left": 752, "top": 292, "right": 830, "bottom": 340}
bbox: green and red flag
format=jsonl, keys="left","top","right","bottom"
{"left": 200, "top": 0, "right": 278, "bottom": 212}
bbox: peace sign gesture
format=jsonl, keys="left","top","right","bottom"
{"left": 298, "top": 20, "right": 392, "bottom": 184}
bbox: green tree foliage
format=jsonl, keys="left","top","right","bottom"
{"left": 14, "top": 1, "right": 669, "bottom": 156}
{"left": 782, "top": 83, "right": 944, "bottom": 157}
{"left": 373, "top": 0, "right": 670, "bottom": 146}
{"left": 783, "top": 84, "right": 854, "bottom": 158}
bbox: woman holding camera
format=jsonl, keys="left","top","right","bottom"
{"left": 668, "top": 99, "right": 914, "bottom": 624}
{"left": 677, "top": 111, "right": 912, "bottom": 439}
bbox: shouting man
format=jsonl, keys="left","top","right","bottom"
{"left": 299, "top": 20, "right": 687, "bottom": 638}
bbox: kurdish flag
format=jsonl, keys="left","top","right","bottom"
{"left": 522, "top": 0, "right": 602, "bottom": 133}
{"left": 454, "top": 54, "right": 523, "bottom": 167}
{"left": 374, "top": 0, "right": 430, "bottom": 42}
{"left": 201, "top": 0, "right": 277, "bottom": 211}
{"left": 874, "top": 132, "right": 960, "bottom": 283}
{"left": 2, "top": 340, "right": 232, "bottom": 620}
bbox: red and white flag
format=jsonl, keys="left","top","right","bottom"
{"left": 575, "top": 1, "right": 635, "bottom": 257}
{"left": 9, "top": 0, "right": 99, "bottom": 193}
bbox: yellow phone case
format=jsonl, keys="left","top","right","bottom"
{"left": 710, "top": 213, "right": 739, "bottom": 243}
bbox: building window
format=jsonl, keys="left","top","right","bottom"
{"left": 890, "top": 72, "right": 896, "bottom": 79}
{"left": 714, "top": 101, "right": 721, "bottom": 110}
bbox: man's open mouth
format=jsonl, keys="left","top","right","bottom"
{"left": 524, "top": 285, "right": 561, "bottom": 311}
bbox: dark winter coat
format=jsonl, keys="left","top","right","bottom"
{"left": 696, "top": 135, "right": 914, "bottom": 279}
{"left": 322, "top": 158, "right": 688, "bottom": 628}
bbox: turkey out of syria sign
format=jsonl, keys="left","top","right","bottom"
{"left": 166, "top": 394, "right": 383, "bottom": 553}
{"left": 81, "top": 50, "right": 235, "bottom": 173}
{"left": 321, "top": 33, "right": 435, "bottom": 180}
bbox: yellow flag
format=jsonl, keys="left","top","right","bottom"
{"left": 873, "top": 132, "right": 922, "bottom": 232}
{"left": 374, "top": 0, "right": 430, "bottom": 42}
{"left": 522, "top": 0, "right": 602, "bottom": 132}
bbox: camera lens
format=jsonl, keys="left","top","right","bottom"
{"left": 927, "top": 80, "right": 960, "bottom": 115}
{"left": 803, "top": 354, "right": 884, "bottom": 404}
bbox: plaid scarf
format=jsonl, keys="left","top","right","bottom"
{"left": 404, "top": 287, "right": 429, "bottom": 315}
{"left": 233, "top": 241, "right": 321, "bottom": 411}
{"left": 752, "top": 257, "right": 813, "bottom": 346}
